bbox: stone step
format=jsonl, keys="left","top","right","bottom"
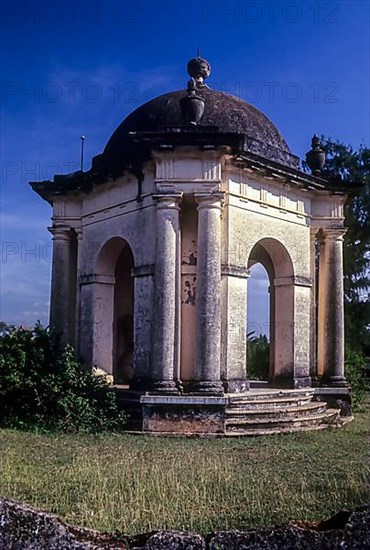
{"left": 228, "top": 395, "right": 313, "bottom": 409}
{"left": 226, "top": 401, "right": 327, "bottom": 419}
{"left": 225, "top": 409, "right": 339, "bottom": 431}
{"left": 225, "top": 424, "right": 329, "bottom": 437}
{"left": 228, "top": 389, "right": 314, "bottom": 402}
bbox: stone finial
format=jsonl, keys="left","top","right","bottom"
{"left": 180, "top": 77, "right": 205, "bottom": 126}
{"left": 306, "top": 135, "right": 326, "bottom": 174}
{"left": 187, "top": 55, "right": 211, "bottom": 88}
{"left": 179, "top": 54, "right": 211, "bottom": 125}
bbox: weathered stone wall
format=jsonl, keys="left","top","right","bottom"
{"left": 1, "top": 497, "right": 368, "bottom": 549}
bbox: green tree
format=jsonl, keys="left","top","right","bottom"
{"left": 320, "top": 139, "right": 370, "bottom": 354}
{"left": 247, "top": 332, "right": 269, "bottom": 380}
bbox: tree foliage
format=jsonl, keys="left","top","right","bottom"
{"left": 247, "top": 332, "right": 269, "bottom": 380}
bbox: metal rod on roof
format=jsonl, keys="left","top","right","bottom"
{"left": 80, "top": 135, "right": 85, "bottom": 171}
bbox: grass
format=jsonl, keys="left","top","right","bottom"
{"left": 0, "top": 407, "right": 369, "bottom": 535}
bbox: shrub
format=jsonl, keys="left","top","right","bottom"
{"left": 0, "top": 323, "right": 126, "bottom": 432}
{"left": 345, "top": 346, "right": 369, "bottom": 410}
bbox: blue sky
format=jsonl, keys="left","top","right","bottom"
{"left": 1, "top": 0, "right": 369, "bottom": 328}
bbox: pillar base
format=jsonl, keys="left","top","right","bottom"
{"left": 323, "top": 375, "right": 348, "bottom": 388}
{"left": 310, "top": 375, "right": 320, "bottom": 387}
{"left": 294, "top": 376, "right": 312, "bottom": 389}
{"left": 152, "top": 381, "right": 180, "bottom": 395}
{"left": 222, "top": 379, "right": 249, "bottom": 393}
{"left": 190, "top": 381, "right": 225, "bottom": 396}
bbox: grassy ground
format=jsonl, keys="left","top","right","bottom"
{"left": 0, "top": 408, "right": 369, "bottom": 535}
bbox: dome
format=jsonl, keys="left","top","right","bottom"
{"left": 95, "top": 57, "right": 300, "bottom": 171}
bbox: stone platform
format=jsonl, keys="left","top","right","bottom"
{"left": 116, "top": 387, "right": 353, "bottom": 436}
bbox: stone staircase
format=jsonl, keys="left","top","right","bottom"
{"left": 225, "top": 388, "right": 340, "bottom": 436}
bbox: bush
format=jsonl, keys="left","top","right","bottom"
{"left": 0, "top": 323, "right": 126, "bottom": 432}
{"left": 345, "top": 346, "right": 370, "bottom": 410}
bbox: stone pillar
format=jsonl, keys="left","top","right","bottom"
{"left": 48, "top": 224, "right": 73, "bottom": 345}
{"left": 273, "top": 277, "right": 294, "bottom": 386}
{"left": 79, "top": 274, "right": 115, "bottom": 372}
{"left": 152, "top": 193, "right": 182, "bottom": 393}
{"left": 317, "top": 228, "right": 347, "bottom": 386}
{"left": 293, "top": 281, "right": 312, "bottom": 388}
{"left": 221, "top": 266, "right": 249, "bottom": 393}
{"left": 74, "top": 227, "right": 83, "bottom": 355}
{"left": 193, "top": 193, "right": 224, "bottom": 395}
{"left": 131, "top": 264, "right": 155, "bottom": 390}
{"left": 309, "top": 227, "right": 319, "bottom": 384}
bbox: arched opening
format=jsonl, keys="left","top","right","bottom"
{"left": 94, "top": 237, "right": 134, "bottom": 384}
{"left": 247, "top": 263, "right": 270, "bottom": 382}
{"left": 247, "top": 238, "right": 294, "bottom": 387}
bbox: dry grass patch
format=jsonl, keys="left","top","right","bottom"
{"left": 0, "top": 407, "right": 369, "bottom": 534}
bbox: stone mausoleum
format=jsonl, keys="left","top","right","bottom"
{"left": 31, "top": 56, "right": 352, "bottom": 435}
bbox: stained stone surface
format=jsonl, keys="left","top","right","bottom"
{"left": 0, "top": 497, "right": 125, "bottom": 549}
{"left": 208, "top": 505, "right": 370, "bottom": 549}
{"left": 1, "top": 497, "right": 369, "bottom": 549}
{"left": 134, "top": 531, "right": 205, "bottom": 550}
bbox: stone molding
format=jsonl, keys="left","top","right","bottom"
{"left": 79, "top": 274, "right": 115, "bottom": 285}
{"left": 221, "top": 264, "right": 250, "bottom": 279}
{"left": 274, "top": 276, "right": 312, "bottom": 287}
{"left": 141, "top": 395, "right": 228, "bottom": 405}
{"left": 131, "top": 264, "right": 155, "bottom": 278}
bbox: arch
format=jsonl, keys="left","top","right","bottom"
{"left": 92, "top": 237, "right": 135, "bottom": 384}
{"left": 247, "top": 238, "right": 295, "bottom": 387}
{"left": 95, "top": 236, "right": 134, "bottom": 277}
{"left": 247, "top": 238, "right": 294, "bottom": 279}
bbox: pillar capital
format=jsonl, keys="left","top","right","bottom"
{"left": 320, "top": 227, "right": 347, "bottom": 242}
{"left": 310, "top": 226, "right": 320, "bottom": 239}
{"left": 75, "top": 226, "right": 83, "bottom": 240}
{"left": 153, "top": 193, "right": 182, "bottom": 210}
{"left": 194, "top": 192, "right": 224, "bottom": 210}
{"left": 48, "top": 224, "right": 71, "bottom": 241}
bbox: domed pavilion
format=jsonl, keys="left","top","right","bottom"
{"left": 31, "top": 56, "right": 352, "bottom": 435}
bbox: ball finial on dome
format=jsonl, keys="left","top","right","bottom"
{"left": 187, "top": 52, "right": 211, "bottom": 87}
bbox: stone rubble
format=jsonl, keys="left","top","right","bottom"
{"left": 0, "top": 497, "right": 368, "bottom": 549}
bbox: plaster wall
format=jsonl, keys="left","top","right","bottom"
{"left": 223, "top": 169, "right": 313, "bottom": 385}
{"left": 56, "top": 172, "right": 157, "bottom": 379}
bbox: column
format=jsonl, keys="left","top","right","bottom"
{"left": 152, "top": 193, "right": 182, "bottom": 393}
{"left": 74, "top": 227, "right": 83, "bottom": 355}
{"left": 221, "top": 266, "right": 249, "bottom": 392}
{"left": 193, "top": 193, "right": 224, "bottom": 395}
{"left": 317, "top": 228, "right": 347, "bottom": 386}
{"left": 79, "top": 274, "right": 115, "bottom": 372}
{"left": 48, "top": 224, "right": 72, "bottom": 345}
{"left": 292, "top": 281, "right": 312, "bottom": 388}
{"left": 309, "top": 227, "right": 319, "bottom": 383}
{"left": 131, "top": 264, "right": 155, "bottom": 389}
